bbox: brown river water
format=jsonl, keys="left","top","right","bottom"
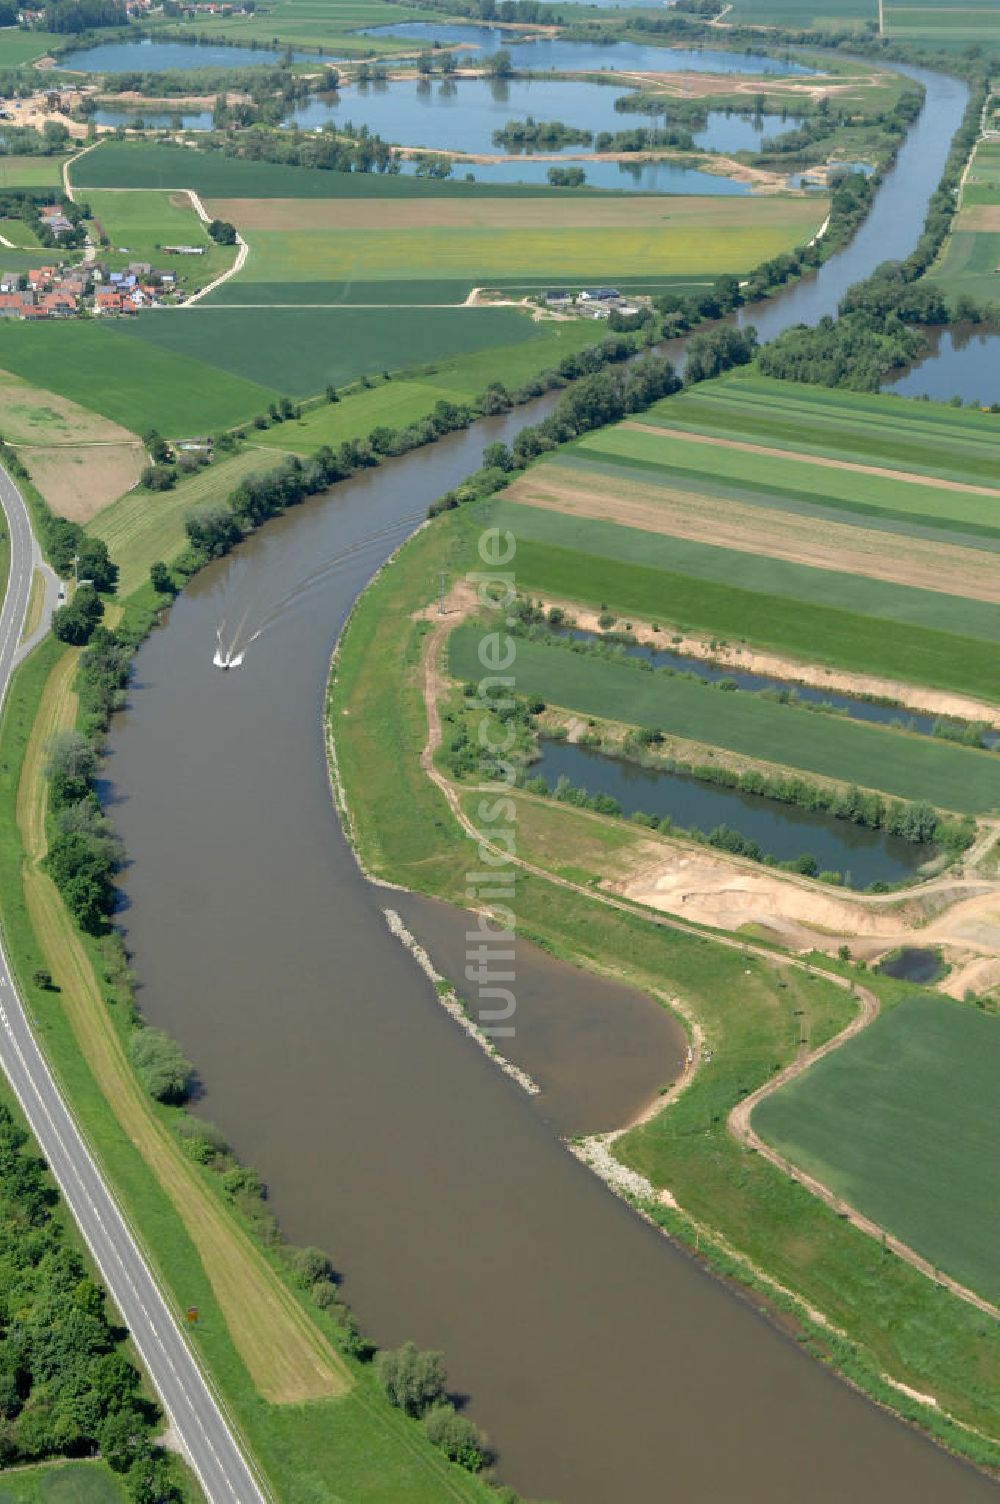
{"left": 104, "top": 60, "right": 1000, "bottom": 1504}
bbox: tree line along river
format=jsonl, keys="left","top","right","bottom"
{"left": 100, "top": 55, "right": 1000, "bottom": 1504}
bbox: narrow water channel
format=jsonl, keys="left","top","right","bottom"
{"left": 104, "top": 57, "right": 997, "bottom": 1504}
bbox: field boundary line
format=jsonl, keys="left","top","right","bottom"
{"left": 622, "top": 420, "right": 1000, "bottom": 500}
{"left": 410, "top": 601, "right": 1000, "bottom": 1329}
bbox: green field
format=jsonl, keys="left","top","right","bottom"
{"left": 70, "top": 142, "right": 602, "bottom": 199}
{"left": 0, "top": 1462, "right": 128, "bottom": 1504}
{"left": 0, "top": 154, "right": 69, "bottom": 189}
{"left": 755, "top": 994, "right": 1000, "bottom": 1304}
{"left": 448, "top": 623, "right": 1000, "bottom": 813}
{"left": 231, "top": 215, "right": 823, "bottom": 288}
{"left": 638, "top": 374, "right": 1000, "bottom": 490}
{"left": 495, "top": 494, "right": 1000, "bottom": 645}
{"left": 575, "top": 422, "right": 1000, "bottom": 537}
{"left": 109, "top": 304, "right": 556, "bottom": 397}
{"left": 0, "top": 28, "right": 65, "bottom": 64}
{"left": 85, "top": 188, "right": 236, "bottom": 286}
{"left": 0, "top": 320, "right": 278, "bottom": 433}
{"left": 147, "top": 0, "right": 431, "bottom": 54}
{"left": 507, "top": 530, "right": 1000, "bottom": 700}
{"left": 725, "top": 0, "right": 874, "bottom": 21}
{"left": 930, "top": 228, "right": 1000, "bottom": 306}
{"left": 884, "top": 2, "right": 1000, "bottom": 43}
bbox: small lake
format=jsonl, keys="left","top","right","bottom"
{"left": 92, "top": 108, "right": 213, "bottom": 130}
{"left": 532, "top": 739, "right": 931, "bottom": 888}
{"left": 288, "top": 78, "right": 794, "bottom": 171}
{"left": 554, "top": 628, "right": 998, "bottom": 745}
{"left": 882, "top": 325, "right": 1000, "bottom": 406}
{"left": 360, "top": 23, "right": 815, "bottom": 76}
{"left": 411, "top": 153, "right": 753, "bottom": 192}
{"left": 876, "top": 946, "right": 946, "bottom": 984}
{"left": 55, "top": 38, "right": 335, "bottom": 72}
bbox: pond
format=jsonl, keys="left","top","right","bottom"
{"left": 359, "top": 23, "right": 816, "bottom": 77}
{"left": 875, "top": 946, "right": 947, "bottom": 984}
{"left": 55, "top": 37, "right": 335, "bottom": 72}
{"left": 531, "top": 739, "right": 933, "bottom": 888}
{"left": 410, "top": 153, "right": 753, "bottom": 192}
{"left": 882, "top": 325, "right": 1000, "bottom": 406}
{"left": 91, "top": 108, "right": 213, "bottom": 130}
{"left": 288, "top": 77, "right": 796, "bottom": 168}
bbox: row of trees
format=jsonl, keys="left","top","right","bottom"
{"left": 42, "top": 0, "right": 127, "bottom": 30}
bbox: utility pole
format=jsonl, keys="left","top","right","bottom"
{"left": 72, "top": 552, "right": 79, "bottom": 586}
{"left": 437, "top": 570, "right": 446, "bottom": 615}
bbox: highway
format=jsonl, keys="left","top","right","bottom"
{"left": 0, "top": 462, "right": 269, "bottom": 1504}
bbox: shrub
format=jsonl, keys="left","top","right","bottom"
{"left": 129, "top": 1028, "right": 194, "bottom": 1104}
{"left": 374, "top": 1341, "right": 446, "bottom": 1417}
{"left": 422, "top": 1401, "right": 487, "bottom": 1471}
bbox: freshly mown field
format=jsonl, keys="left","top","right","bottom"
{"left": 89, "top": 447, "right": 290, "bottom": 594}
{"left": 0, "top": 1461, "right": 128, "bottom": 1503}
{"left": 447, "top": 624, "right": 1000, "bottom": 812}
{"left": 884, "top": 1, "right": 1000, "bottom": 44}
{"left": 71, "top": 141, "right": 603, "bottom": 199}
{"left": 639, "top": 374, "right": 1000, "bottom": 488}
{"left": 0, "top": 153, "right": 69, "bottom": 188}
{"left": 108, "top": 304, "right": 557, "bottom": 397}
{"left": 0, "top": 320, "right": 278, "bottom": 433}
{"left": 754, "top": 994, "right": 1000, "bottom": 1305}
{"left": 85, "top": 187, "right": 235, "bottom": 286}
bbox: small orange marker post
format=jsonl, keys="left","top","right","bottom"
{"left": 186, "top": 1307, "right": 199, "bottom": 1324}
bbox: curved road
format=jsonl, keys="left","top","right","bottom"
{"left": 0, "top": 463, "right": 268, "bottom": 1504}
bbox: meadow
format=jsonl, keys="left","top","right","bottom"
{"left": 724, "top": 0, "right": 874, "bottom": 23}
{"left": 963, "top": 141, "right": 1000, "bottom": 208}
{"left": 447, "top": 623, "right": 1000, "bottom": 812}
{"left": 0, "top": 1461, "right": 128, "bottom": 1504}
{"left": 0, "top": 319, "right": 278, "bottom": 433}
{"left": 0, "top": 154, "right": 69, "bottom": 189}
{"left": 754, "top": 994, "right": 1000, "bottom": 1305}
{"left": 0, "top": 29, "right": 64, "bottom": 64}
{"left": 109, "top": 304, "right": 556, "bottom": 397}
{"left": 84, "top": 187, "right": 236, "bottom": 286}
{"left": 884, "top": 2, "right": 1000, "bottom": 44}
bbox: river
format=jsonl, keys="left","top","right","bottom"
{"left": 104, "top": 54, "right": 998, "bottom": 1504}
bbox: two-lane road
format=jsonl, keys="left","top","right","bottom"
{"left": 0, "top": 464, "right": 268, "bottom": 1504}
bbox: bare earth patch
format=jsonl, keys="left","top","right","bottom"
{"left": 0, "top": 368, "right": 137, "bottom": 446}
{"left": 505, "top": 471, "right": 1000, "bottom": 602}
{"left": 23, "top": 443, "right": 145, "bottom": 522}
{"left": 204, "top": 194, "right": 819, "bottom": 232}
{"left": 957, "top": 203, "right": 1000, "bottom": 232}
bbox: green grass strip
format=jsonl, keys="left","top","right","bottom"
{"left": 448, "top": 627, "right": 1000, "bottom": 813}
